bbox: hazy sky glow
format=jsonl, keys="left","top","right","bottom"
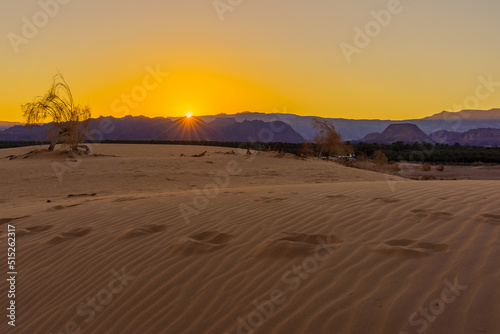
{"left": 2, "top": 0, "right": 500, "bottom": 122}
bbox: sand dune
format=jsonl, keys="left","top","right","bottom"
{"left": 0, "top": 145, "right": 499, "bottom": 333}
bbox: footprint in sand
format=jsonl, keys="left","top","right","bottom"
{"left": 17, "top": 225, "right": 54, "bottom": 237}
{"left": 254, "top": 232, "right": 343, "bottom": 258}
{"left": 67, "top": 193, "right": 96, "bottom": 198}
{"left": 326, "top": 194, "right": 347, "bottom": 200}
{"left": 410, "top": 209, "right": 454, "bottom": 219}
{"left": 478, "top": 214, "right": 500, "bottom": 225}
{"left": 46, "top": 227, "right": 92, "bottom": 245}
{"left": 169, "top": 231, "right": 234, "bottom": 255}
{"left": 255, "top": 197, "right": 288, "bottom": 203}
{"left": 375, "top": 239, "right": 449, "bottom": 258}
{"left": 49, "top": 205, "right": 66, "bottom": 211}
{"left": 119, "top": 224, "right": 168, "bottom": 240}
{"left": 0, "top": 216, "right": 31, "bottom": 225}
{"left": 113, "top": 196, "right": 146, "bottom": 203}
{"left": 48, "top": 203, "right": 82, "bottom": 211}
{"left": 373, "top": 197, "right": 401, "bottom": 204}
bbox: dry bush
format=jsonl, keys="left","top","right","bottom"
{"left": 340, "top": 153, "right": 399, "bottom": 175}
{"left": 312, "top": 118, "right": 347, "bottom": 156}
{"left": 422, "top": 163, "right": 431, "bottom": 171}
{"left": 436, "top": 164, "right": 445, "bottom": 172}
{"left": 301, "top": 140, "right": 314, "bottom": 157}
{"left": 373, "top": 150, "right": 388, "bottom": 165}
{"left": 389, "top": 162, "right": 401, "bottom": 173}
{"left": 421, "top": 175, "right": 436, "bottom": 180}
{"left": 22, "top": 73, "right": 91, "bottom": 152}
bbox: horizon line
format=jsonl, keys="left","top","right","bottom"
{"left": 2, "top": 108, "right": 500, "bottom": 124}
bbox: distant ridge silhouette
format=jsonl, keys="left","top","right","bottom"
{"left": 2, "top": 109, "right": 500, "bottom": 145}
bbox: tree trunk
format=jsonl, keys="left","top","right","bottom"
{"left": 48, "top": 137, "right": 59, "bottom": 151}
{"left": 48, "top": 131, "right": 65, "bottom": 151}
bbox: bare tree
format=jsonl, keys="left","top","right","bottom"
{"left": 312, "top": 118, "right": 346, "bottom": 156}
{"left": 301, "top": 140, "right": 314, "bottom": 157}
{"left": 22, "top": 73, "right": 91, "bottom": 152}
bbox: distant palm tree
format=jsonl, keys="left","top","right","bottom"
{"left": 22, "top": 73, "right": 91, "bottom": 152}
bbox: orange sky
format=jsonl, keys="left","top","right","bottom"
{"left": 2, "top": 0, "right": 500, "bottom": 122}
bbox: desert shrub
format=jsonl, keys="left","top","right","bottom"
{"left": 389, "top": 162, "right": 401, "bottom": 173}
{"left": 373, "top": 150, "right": 388, "bottom": 165}
{"left": 422, "top": 163, "right": 431, "bottom": 171}
{"left": 300, "top": 140, "right": 314, "bottom": 157}
{"left": 421, "top": 175, "right": 436, "bottom": 180}
{"left": 436, "top": 164, "right": 445, "bottom": 171}
{"left": 21, "top": 73, "right": 91, "bottom": 152}
{"left": 312, "top": 118, "right": 347, "bottom": 156}
{"left": 341, "top": 153, "right": 400, "bottom": 175}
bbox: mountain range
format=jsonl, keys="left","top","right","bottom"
{"left": 0, "top": 121, "right": 22, "bottom": 131}
{"left": 1, "top": 109, "right": 500, "bottom": 146}
{"left": 198, "top": 108, "right": 500, "bottom": 141}
{"left": 360, "top": 124, "right": 434, "bottom": 144}
{"left": 429, "top": 128, "right": 500, "bottom": 146}
{"left": 0, "top": 116, "right": 305, "bottom": 143}
{"left": 359, "top": 123, "right": 500, "bottom": 146}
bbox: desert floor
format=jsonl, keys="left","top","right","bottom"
{"left": 0, "top": 144, "right": 499, "bottom": 334}
{"left": 397, "top": 162, "right": 500, "bottom": 181}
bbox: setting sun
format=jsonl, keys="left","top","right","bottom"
{"left": 186, "top": 111, "right": 192, "bottom": 118}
